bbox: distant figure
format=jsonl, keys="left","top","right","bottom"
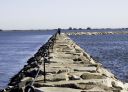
{"left": 68, "top": 27, "right": 72, "bottom": 30}
{"left": 87, "top": 27, "right": 91, "bottom": 30}
{"left": 57, "top": 28, "right": 61, "bottom": 35}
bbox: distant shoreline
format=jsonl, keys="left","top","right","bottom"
{"left": 1, "top": 29, "right": 128, "bottom": 36}
{"left": 0, "top": 27, "right": 128, "bottom": 32}
{"left": 66, "top": 31, "right": 128, "bottom": 35}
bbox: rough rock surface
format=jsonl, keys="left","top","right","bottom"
{"left": 1, "top": 32, "right": 128, "bottom": 92}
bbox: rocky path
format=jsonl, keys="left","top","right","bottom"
{"left": 1, "top": 33, "right": 128, "bottom": 92}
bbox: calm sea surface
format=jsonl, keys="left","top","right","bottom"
{"left": 0, "top": 31, "right": 54, "bottom": 89}
{"left": 70, "top": 34, "right": 128, "bottom": 82}
{"left": 0, "top": 30, "right": 128, "bottom": 89}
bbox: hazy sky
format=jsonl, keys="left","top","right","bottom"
{"left": 0, "top": 0, "right": 128, "bottom": 30}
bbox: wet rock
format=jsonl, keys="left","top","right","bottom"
{"left": 25, "top": 69, "right": 38, "bottom": 77}
{"left": 9, "top": 73, "right": 24, "bottom": 86}
{"left": 35, "top": 55, "right": 42, "bottom": 61}
{"left": 27, "top": 57, "right": 36, "bottom": 64}
{"left": 29, "top": 62, "right": 38, "bottom": 68}
{"left": 9, "top": 87, "right": 23, "bottom": 92}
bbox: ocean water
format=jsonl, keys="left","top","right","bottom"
{"left": 70, "top": 34, "right": 128, "bottom": 82}
{"left": 0, "top": 31, "right": 53, "bottom": 89}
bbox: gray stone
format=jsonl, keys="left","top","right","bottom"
{"left": 74, "top": 67, "right": 96, "bottom": 72}
{"left": 80, "top": 73, "right": 104, "bottom": 79}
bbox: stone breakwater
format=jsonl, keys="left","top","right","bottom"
{"left": 66, "top": 31, "right": 128, "bottom": 35}
{"left": 1, "top": 32, "right": 128, "bottom": 92}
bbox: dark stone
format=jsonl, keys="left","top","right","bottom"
{"left": 73, "top": 58, "right": 82, "bottom": 61}
{"left": 27, "top": 57, "right": 36, "bottom": 64}
{"left": 10, "top": 87, "right": 23, "bottom": 92}
{"left": 25, "top": 70, "right": 37, "bottom": 78}
{"left": 35, "top": 56, "right": 42, "bottom": 61}
{"left": 29, "top": 62, "right": 38, "bottom": 68}
{"left": 9, "top": 73, "right": 23, "bottom": 86}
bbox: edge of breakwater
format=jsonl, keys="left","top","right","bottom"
{"left": 66, "top": 31, "right": 128, "bottom": 35}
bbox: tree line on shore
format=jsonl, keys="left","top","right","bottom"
{"left": 0, "top": 27, "right": 128, "bottom": 31}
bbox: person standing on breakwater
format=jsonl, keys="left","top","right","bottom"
{"left": 57, "top": 28, "right": 61, "bottom": 35}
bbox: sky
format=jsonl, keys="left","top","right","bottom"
{"left": 0, "top": 0, "right": 128, "bottom": 30}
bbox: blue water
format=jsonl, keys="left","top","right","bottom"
{"left": 70, "top": 34, "right": 128, "bottom": 82}
{"left": 0, "top": 31, "right": 53, "bottom": 89}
